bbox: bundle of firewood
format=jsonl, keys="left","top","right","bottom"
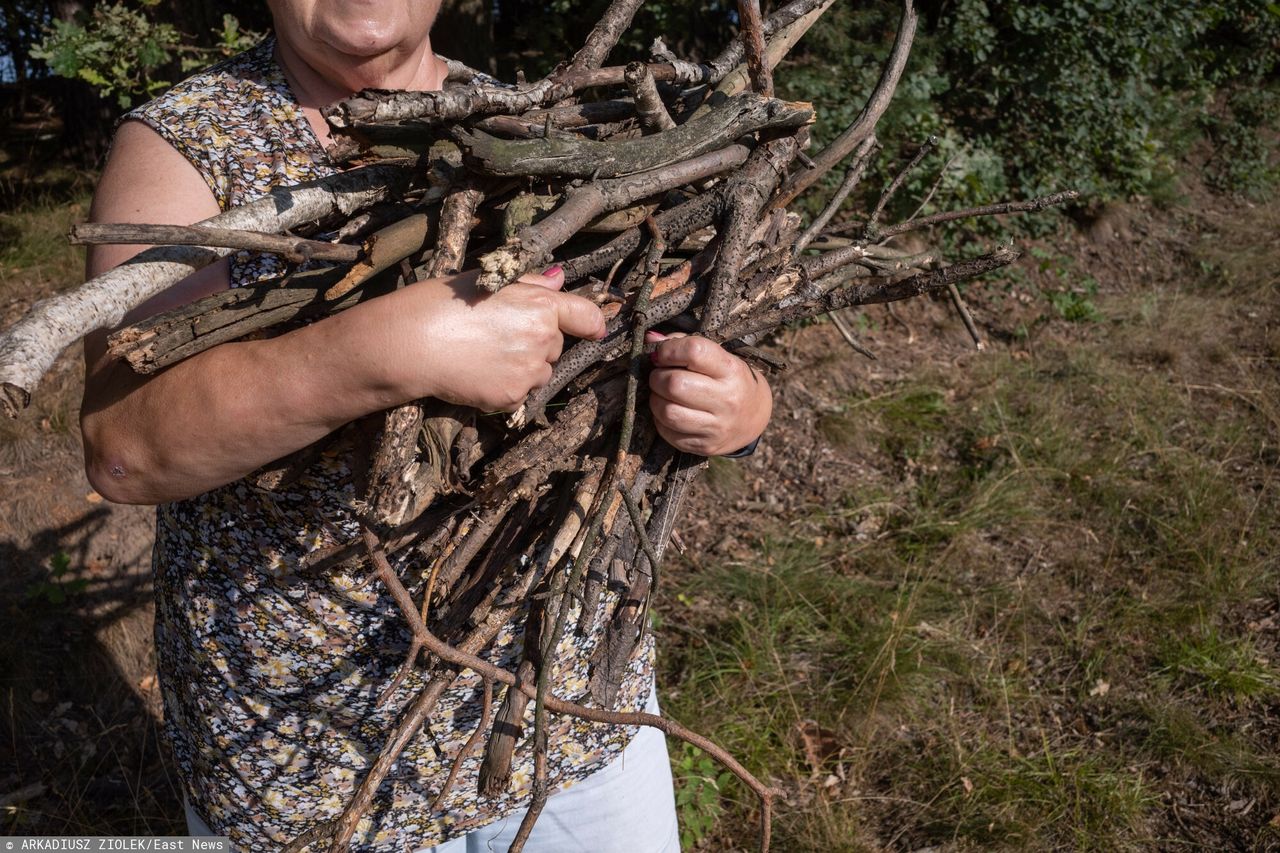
{"left": 0, "top": 1, "right": 1076, "bottom": 849}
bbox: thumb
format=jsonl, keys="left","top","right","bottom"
{"left": 516, "top": 264, "right": 565, "bottom": 291}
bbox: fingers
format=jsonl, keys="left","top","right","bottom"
{"left": 649, "top": 391, "right": 717, "bottom": 435}
{"left": 648, "top": 367, "right": 720, "bottom": 414}
{"left": 648, "top": 333, "right": 734, "bottom": 379}
{"left": 516, "top": 264, "right": 565, "bottom": 291}
{"left": 552, "top": 291, "right": 607, "bottom": 341}
{"left": 514, "top": 263, "right": 605, "bottom": 340}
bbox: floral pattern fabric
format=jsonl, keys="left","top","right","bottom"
{"left": 127, "top": 37, "right": 654, "bottom": 852}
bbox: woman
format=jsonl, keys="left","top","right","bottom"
{"left": 80, "top": 1, "right": 772, "bottom": 850}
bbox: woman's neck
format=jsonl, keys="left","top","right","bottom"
{"left": 273, "top": 32, "right": 446, "bottom": 147}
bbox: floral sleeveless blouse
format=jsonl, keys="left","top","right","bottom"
{"left": 126, "top": 37, "right": 654, "bottom": 851}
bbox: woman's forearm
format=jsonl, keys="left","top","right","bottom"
{"left": 79, "top": 266, "right": 605, "bottom": 505}
{"left": 81, "top": 294, "right": 404, "bottom": 505}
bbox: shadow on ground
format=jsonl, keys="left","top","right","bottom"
{"left": 0, "top": 503, "right": 183, "bottom": 835}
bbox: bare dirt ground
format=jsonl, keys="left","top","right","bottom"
{"left": 2, "top": 160, "right": 1277, "bottom": 849}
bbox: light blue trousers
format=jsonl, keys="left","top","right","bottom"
{"left": 185, "top": 691, "right": 681, "bottom": 852}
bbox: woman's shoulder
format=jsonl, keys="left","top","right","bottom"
{"left": 117, "top": 35, "right": 324, "bottom": 214}
{"left": 128, "top": 37, "right": 280, "bottom": 124}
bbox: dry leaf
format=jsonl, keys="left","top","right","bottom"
{"left": 962, "top": 776, "right": 974, "bottom": 794}
{"left": 796, "top": 719, "right": 841, "bottom": 773}
{"left": 1089, "top": 679, "right": 1110, "bottom": 697}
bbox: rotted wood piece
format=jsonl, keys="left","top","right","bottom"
{"left": 588, "top": 562, "right": 650, "bottom": 707}
{"left": 360, "top": 405, "right": 424, "bottom": 535}
{"left": 477, "top": 145, "right": 751, "bottom": 292}
{"left": 324, "top": 213, "right": 430, "bottom": 300}
{"left": 454, "top": 93, "right": 812, "bottom": 180}
{"left": 106, "top": 264, "right": 397, "bottom": 373}
{"left": 477, "top": 659, "right": 536, "bottom": 796}
{"left": 477, "top": 376, "right": 626, "bottom": 500}
{"left": 625, "top": 61, "right": 677, "bottom": 133}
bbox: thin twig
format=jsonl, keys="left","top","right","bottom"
{"left": 946, "top": 282, "right": 984, "bottom": 350}
{"left": 829, "top": 310, "right": 877, "bottom": 360}
{"left": 865, "top": 135, "right": 938, "bottom": 237}
{"left": 430, "top": 677, "right": 493, "bottom": 812}
{"left": 876, "top": 190, "right": 1079, "bottom": 239}
{"left": 794, "top": 135, "right": 877, "bottom": 254}
{"left": 907, "top": 153, "right": 956, "bottom": 222}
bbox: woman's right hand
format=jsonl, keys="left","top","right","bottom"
{"left": 361, "top": 265, "right": 606, "bottom": 412}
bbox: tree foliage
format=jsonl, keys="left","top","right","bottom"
{"left": 29, "top": 0, "right": 259, "bottom": 107}
{"left": 14, "top": 0, "right": 1280, "bottom": 196}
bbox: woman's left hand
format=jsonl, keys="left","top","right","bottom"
{"left": 646, "top": 331, "right": 773, "bottom": 457}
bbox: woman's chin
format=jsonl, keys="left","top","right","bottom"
{"left": 315, "top": 31, "right": 399, "bottom": 59}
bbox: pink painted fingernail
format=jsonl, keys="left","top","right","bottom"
{"left": 541, "top": 264, "right": 563, "bottom": 276}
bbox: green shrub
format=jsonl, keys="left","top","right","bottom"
{"left": 31, "top": 2, "right": 261, "bottom": 109}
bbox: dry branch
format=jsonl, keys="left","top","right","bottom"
{"left": 456, "top": 93, "right": 810, "bottom": 180}
{"left": 737, "top": 0, "right": 774, "bottom": 98}
{"left": 69, "top": 222, "right": 362, "bottom": 264}
{"left": 477, "top": 144, "right": 755, "bottom": 291}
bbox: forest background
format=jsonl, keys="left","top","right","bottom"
{"left": 1, "top": 1, "right": 1278, "bottom": 850}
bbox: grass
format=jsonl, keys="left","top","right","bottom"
{"left": 0, "top": 193, "right": 92, "bottom": 470}
{"left": 0, "top": 192, "right": 89, "bottom": 303}
{"left": 658, "top": 197, "right": 1280, "bottom": 849}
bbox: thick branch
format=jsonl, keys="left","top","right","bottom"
{"left": 737, "top": 0, "right": 774, "bottom": 97}
{"left": 455, "top": 94, "right": 811, "bottom": 180}
{"left": 701, "top": 137, "right": 798, "bottom": 331}
{"left": 477, "top": 145, "right": 752, "bottom": 291}
{"left": 624, "top": 62, "right": 676, "bottom": 132}
{"left": 566, "top": 0, "right": 646, "bottom": 73}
